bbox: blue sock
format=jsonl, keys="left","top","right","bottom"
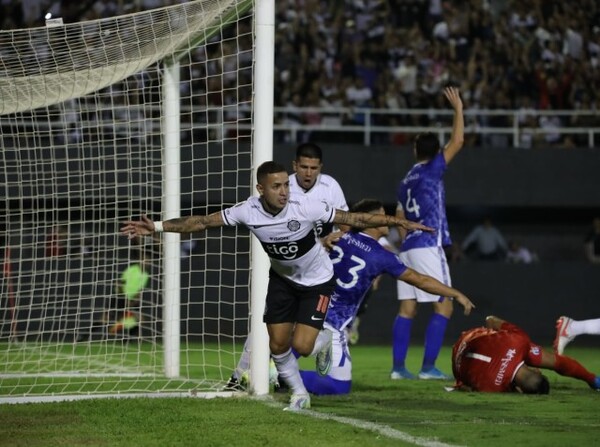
{"left": 392, "top": 316, "right": 412, "bottom": 370}
{"left": 422, "top": 313, "right": 449, "bottom": 370}
{"left": 300, "top": 370, "right": 351, "bottom": 395}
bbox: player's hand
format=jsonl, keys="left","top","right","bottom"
{"left": 443, "top": 86, "right": 463, "bottom": 112}
{"left": 396, "top": 219, "right": 435, "bottom": 233}
{"left": 322, "top": 230, "right": 344, "bottom": 251}
{"left": 120, "top": 215, "right": 156, "bottom": 239}
{"left": 455, "top": 293, "right": 475, "bottom": 316}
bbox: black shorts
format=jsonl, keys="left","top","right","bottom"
{"left": 263, "top": 269, "right": 335, "bottom": 329}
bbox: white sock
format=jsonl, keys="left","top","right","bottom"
{"left": 309, "top": 329, "right": 331, "bottom": 357}
{"left": 233, "top": 333, "right": 252, "bottom": 379}
{"left": 570, "top": 318, "right": 600, "bottom": 336}
{"left": 271, "top": 348, "right": 307, "bottom": 395}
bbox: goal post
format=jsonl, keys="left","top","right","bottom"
{"left": 0, "top": 0, "right": 274, "bottom": 402}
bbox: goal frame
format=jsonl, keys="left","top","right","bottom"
{"left": 0, "top": 0, "right": 274, "bottom": 402}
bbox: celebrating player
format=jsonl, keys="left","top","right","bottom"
{"left": 300, "top": 199, "right": 475, "bottom": 395}
{"left": 392, "top": 86, "right": 465, "bottom": 380}
{"left": 224, "top": 142, "right": 349, "bottom": 392}
{"left": 121, "top": 161, "right": 432, "bottom": 410}
{"left": 452, "top": 315, "right": 600, "bottom": 393}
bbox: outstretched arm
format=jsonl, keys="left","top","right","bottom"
{"left": 333, "top": 210, "right": 434, "bottom": 233}
{"left": 442, "top": 86, "right": 464, "bottom": 165}
{"left": 121, "top": 213, "right": 225, "bottom": 239}
{"left": 399, "top": 268, "right": 475, "bottom": 315}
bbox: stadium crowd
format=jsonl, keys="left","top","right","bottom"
{"left": 1, "top": 0, "right": 600, "bottom": 147}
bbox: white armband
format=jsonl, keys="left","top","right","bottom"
{"left": 154, "top": 221, "right": 164, "bottom": 233}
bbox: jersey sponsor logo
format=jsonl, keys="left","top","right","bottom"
{"left": 260, "top": 228, "right": 316, "bottom": 260}
{"left": 494, "top": 348, "right": 516, "bottom": 386}
{"left": 269, "top": 235, "right": 290, "bottom": 241}
{"left": 265, "top": 241, "right": 299, "bottom": 259}
{"left": 287, "top": 219, "right": 301, "bottom": 232}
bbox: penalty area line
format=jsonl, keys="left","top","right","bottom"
{"left": 263, "top": 400, "right": 462, "bottom": 447}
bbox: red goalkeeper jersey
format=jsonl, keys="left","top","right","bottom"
{"left": 452, "top": 322, "right": 543, "bottom": 392}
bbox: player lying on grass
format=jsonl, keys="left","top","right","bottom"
{"left": 299, "top": 199, "right": 475, "bottom": 395}
{"left": 452, "top": 315, "right": 600, "bottom": 393}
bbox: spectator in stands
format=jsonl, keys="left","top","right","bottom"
{"left": 461, "top": 217, "right": 508, "bottom": 261}
{"left": 3, "top": 0, "right": 600, "bottom": 148}
{"left": 584, "top": 217, "right": 600, "bottom": 264}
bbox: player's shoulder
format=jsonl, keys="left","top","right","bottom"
{"left": 317, "top": 172, "right": 340, "bottom": 185}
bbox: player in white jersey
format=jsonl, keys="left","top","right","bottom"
{"left": 300, "top": 199, "right": 474, "bottom": 395}
{"left": 224, "top": 142, "right": 349, "bottom": 393}
{"left": 226, "top": 143, "right": 348, "bottom": 391}
{"left": 392, "top": 86, "right": 465, "bottom": 381}
{"left": 121, "top": 161, "right": 431, "bottom": 410}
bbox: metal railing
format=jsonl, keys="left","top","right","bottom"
{"left": 2, "top": 106, "right": 599, "bottom": 148}
{"left": 272, "top": 107, "right": 600, "bottom": 148}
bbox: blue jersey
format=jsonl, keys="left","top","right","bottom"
{"left": 397, "top": 152, "right": 451, "bottom": 250}
{"left": 326, "top": 232, "right": 407, "bottom": 331}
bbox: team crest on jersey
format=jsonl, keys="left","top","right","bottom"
{"left": 287, "top": 220, "right": 301, "bottom": 232}
{"left": 530, "top": 346, "right": 540, "bottom": 356}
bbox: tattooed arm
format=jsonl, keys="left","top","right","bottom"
{"left": 332, "top": 209, "right": 434, "bottom": 233}
{"left": 121, "top": 213, "right": 225, "bottom": 239}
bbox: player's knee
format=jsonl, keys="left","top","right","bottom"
{"left": 399, "top": 306, "right": 417, "bottom": 318}
{"left": 292, "top": 342, "right": 313, "bottom": 357}
{"left": 269, "top": 340, "right": 291, "bottom": 355}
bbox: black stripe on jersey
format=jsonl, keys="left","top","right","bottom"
{"left": 222, "top": 209, "right": 232, "bottom": 226}
{"left": 261, "top": 230, "right": 317, "bottom": 261}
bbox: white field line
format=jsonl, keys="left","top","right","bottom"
{"left": 262, "top": 399, "right": 463, "bottom": 447}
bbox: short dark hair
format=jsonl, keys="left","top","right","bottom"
{"left": 519, "top": 372, "right": 550, "bottom": 395}
{"left": 414, "top": 132, "right": 441, "bottom": 161}
{"left": 257, "top": 161, "right": 287, "bottom": 184}
{"left": 295, "top": 142, "right": 323, "bottom": 162}
{"left": 350, "top": 199, "right": 383, "bottom": 214}
{"left": 349, "top": 199, "right": 384, "bottom": 232}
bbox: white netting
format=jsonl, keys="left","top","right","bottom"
{"left": 0, "top": 0, "right": 255, "bottom": 401}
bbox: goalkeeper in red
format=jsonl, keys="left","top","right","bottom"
{"left": 452, "top": 315, "right": 600, "bottom": 393}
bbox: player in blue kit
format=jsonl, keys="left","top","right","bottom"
{"left": 392, "top": 86, "right": 465, "bottom": 380}
{"left": 300, "top": 199, "right": 474, "bottom": 395}
{"left": 121, "top": 162, "right": 431, "bottom": 410}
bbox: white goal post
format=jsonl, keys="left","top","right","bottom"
{"left": 0, "top": 0, "right": 273, "bottom": 402}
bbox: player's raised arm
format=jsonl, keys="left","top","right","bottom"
{"left": 333, "top": 209, "right": 434, "bottom": 233}
{"left": 121, "top": 212, "right": 225, "bottom": 239}
{"left": 442, "top": 86, "right": 464, "bottom": 165}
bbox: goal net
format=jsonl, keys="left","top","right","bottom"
{"left": 0, "top": 0, "right": 259, "bottom": 402}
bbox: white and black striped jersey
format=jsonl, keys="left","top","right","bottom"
{"left": 289, "top": 173, "right": 348, "bottom": 237}
{"left": 222, "top": 196, "right": 336, "bottom": 286}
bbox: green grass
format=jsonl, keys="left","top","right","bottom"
{"left": 1, "top": 344, "right": 599, "bottom": 447}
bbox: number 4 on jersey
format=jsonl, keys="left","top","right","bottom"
{"left": 405, "top": 188, "right": 420, "bottom": 218}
